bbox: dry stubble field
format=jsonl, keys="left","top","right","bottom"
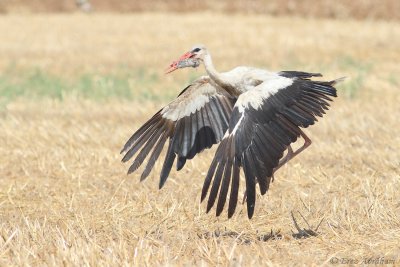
{"left": 0, "top": 14, "right": 399, "bottom": 266}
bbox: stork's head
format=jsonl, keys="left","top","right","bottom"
{"left": 165, "top": 44, "right": 206, "bottom": 74}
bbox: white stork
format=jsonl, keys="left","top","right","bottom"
{"left": 121, "top": 44, "right": 343, "bottom": 218}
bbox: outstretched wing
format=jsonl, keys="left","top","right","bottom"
{"left": 201, "top": 72, "right": 341, "bottom": 218}
{"left": 121, "top": 76, "right": 236, "bottom": 188}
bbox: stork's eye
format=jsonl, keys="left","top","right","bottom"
{"left": 192, "top": 48, "right": 201, "bottom": 53}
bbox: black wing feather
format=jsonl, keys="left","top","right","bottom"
{"left": 141, "top": 131, "right": 169, "bottom": 181}
{"left": 216, "top": 155, "right": 232, "bottom": 216}
{"left": 228, "top": 158, "right": 240, "bottom": 218}
{"left": 159, "top": 139, "right": 176, "bottom": 189}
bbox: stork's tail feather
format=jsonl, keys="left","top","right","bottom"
{"left": 331, "top": 76, "right": 346, "bottom": 85}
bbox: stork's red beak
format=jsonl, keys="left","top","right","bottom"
{"left": 165, "top": 51, "right": 194, "bottom": 74}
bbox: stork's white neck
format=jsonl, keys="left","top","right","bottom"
{"left": 203, "top": 53, "right": 240, "bottom": 96}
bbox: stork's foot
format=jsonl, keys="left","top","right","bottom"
{"left": 291, "top": 211, "right": 323, "bottom": 239}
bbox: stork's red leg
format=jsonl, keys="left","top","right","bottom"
{"left": 273, "top": 145, "right": 294, "bottom": 174}
{"left": 242, "top": 130, "right": 312, "bottom": 204}
{"left": 273, "top": 129, "right": 312, "bottom": 174}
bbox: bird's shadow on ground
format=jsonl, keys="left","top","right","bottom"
{"left": 197, "top": 229, "right": 283, "bottom": 244}
{"left": 197, "top": 211, "right": 324, "bottom": 243}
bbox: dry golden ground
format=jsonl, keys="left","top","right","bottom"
{"left": 0, "top": 14, "right": 399, "bottom": 266}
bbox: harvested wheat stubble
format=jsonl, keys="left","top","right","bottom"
{"left": 0, "top": 14, "right": 399, "bottom": 266}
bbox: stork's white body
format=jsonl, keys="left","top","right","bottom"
{"left": 220, "top": 67, "right": 285, "bottom": 91}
